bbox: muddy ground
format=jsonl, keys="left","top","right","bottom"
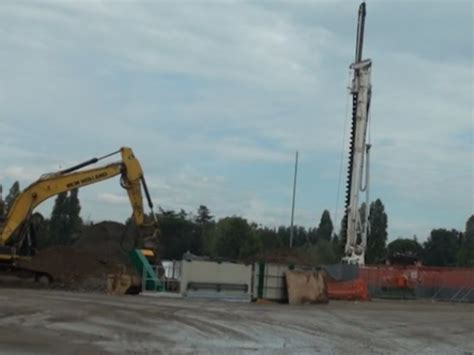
{"left": 0, "top": 288, "right": 472, "bottom": 354}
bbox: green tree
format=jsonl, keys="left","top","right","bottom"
{"left": 423, "top": 229, "right": 459, "bottom": 266}
{"left": 156, "top": 209, "right": 200, "bottom": 259}
{"left": 387, "top": 238, "right": 423, "bottom": 260}
{"left": 5, "top": 181, "right": 20, "bottom": 215}
{"left": 256, "top": 226, "right": 281, "bottom": 250}
{"left": 277, "top": 226, "right": 290, "bottom": 247}
{"left": 195, "top": 205, "right": 214, "bottom": 256}
{"left": 366, "top": 199, "right": 388, "bottom": 264}
{"left": 457, "top": 215, "right": 474, "bottom": 266}
{"left": 294, "top": 226, "right": 308, "bottom": 247}
{"left": 49, "top": 189, "right": 82, "bottom": 245}
{"left": 33, "top": 215, "right": 51, "bottom": 250}
{"left": 159, "top": 208, "right": 177, "bottom": 218}
{"left": 331, "top": 234, "right": 342, "bottom": 258}
{"left": 316, "top": 210, "right": 333, "bottom": 242}
{"left": 337, "top": 213, "right": 348, "bottom": 256}
{"left": 66, "top": 188, "right": 83, "bottom": 242}
{"left": 196, "top": 205, "right": 213, "bottom": 225}
{"left": 178, "top": 209, "right": 187, "bottom": 220}
{"left": 49, "top": 192, "right": 68, "bottom": 245}
{"left": 305, "top": 239, "right": 338, "bottom": 265}
{"left": 307, "top": 227, "right": 318, "bottom": 244}
{"left": 214, "top": 216, "right": 261, "bottom": 259}
{"left": 240, "top": 232, "right": 262, "bottom": 259}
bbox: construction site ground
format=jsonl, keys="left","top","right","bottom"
{"left": 1, "top": 288, "right": 473, "bottom": 354}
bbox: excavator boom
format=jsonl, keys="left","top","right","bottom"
{"left": 0, "top": 147, "right": 157, "bottom": 260}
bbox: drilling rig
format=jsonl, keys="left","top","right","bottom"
{"left": 343, "top": 2, "right": 372, "bottom": 265}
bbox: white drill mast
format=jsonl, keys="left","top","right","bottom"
{"left": 342, "top": 2, "right": 372, "bottom": 265}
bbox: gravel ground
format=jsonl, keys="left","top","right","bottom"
{"left": 0, "top": 288, "right": 473, "bottom": 354}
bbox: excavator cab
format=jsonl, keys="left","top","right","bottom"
{"left": 0, "top": 212, "right": 43, "bottom": 264}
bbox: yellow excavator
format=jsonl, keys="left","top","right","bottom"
{"left": 0, "top": 147, "right": 159, "bottom": 275}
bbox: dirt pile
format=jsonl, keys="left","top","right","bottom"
{"left": 75, "top": 221, "right": 135, "bottom": 264}
{"left": 18, "top": 221, "right": 139, "bottom": 292}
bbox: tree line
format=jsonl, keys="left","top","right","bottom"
{"left": 1, "top": 181, "right": 473, "bottom": 267}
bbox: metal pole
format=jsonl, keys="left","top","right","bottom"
{"left": 355, "top": 2, "right": 366, "bottom": 63}
{"left": 290, "top": 151, "right": 299, "bottom": 247}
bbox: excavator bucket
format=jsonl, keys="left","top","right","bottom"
{"left": 106, "top": 267, "right": 141, "bottom": 295}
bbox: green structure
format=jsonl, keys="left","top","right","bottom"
{"left": 129, "top": 249, "right": 163, "bottom": 292}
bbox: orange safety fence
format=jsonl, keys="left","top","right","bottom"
{"left": 360, "top": 266, "right": 474, "bottom": 289}
{"left": 327, "top": 278, "right": 370, "bottom": 301}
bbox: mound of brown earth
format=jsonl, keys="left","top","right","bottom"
{"left": 74, "top": 220, "right": 136, "bottom": 265}
{"left": 17, "top": 221, "right": 140, "bottom": 292}
{"left": 18, "top": 246, "right": 123, "bottom": 290}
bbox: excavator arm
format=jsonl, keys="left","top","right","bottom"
{"left": 0, "top": 147, "right": 157, "bottom": 259}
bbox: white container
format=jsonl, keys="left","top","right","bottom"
{"left": 180, "top": 260, "right": 252, "bottom": 302}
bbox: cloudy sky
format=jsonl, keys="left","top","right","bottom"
{"left": 0, "top": 0, "right": 472, "bottom": 241}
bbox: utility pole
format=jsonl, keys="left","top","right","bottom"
{"left": 289, "top": 151, "right": 299, "bottom": 247}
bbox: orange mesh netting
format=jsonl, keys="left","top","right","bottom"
{"left": 327, "top": 278, "right": 370, "bottom": 301}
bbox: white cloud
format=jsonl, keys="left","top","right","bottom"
{"left": 0, "top": 162, "right": 62, "bottom": 183}
{"left": 97, "top": 193, "right": 130, "bottom": 205}
{"left": 0, "top": 166, "right": 39, "bottom": 181}
{"left": 214, "top": 138, "right": 293, "bottom": 163}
